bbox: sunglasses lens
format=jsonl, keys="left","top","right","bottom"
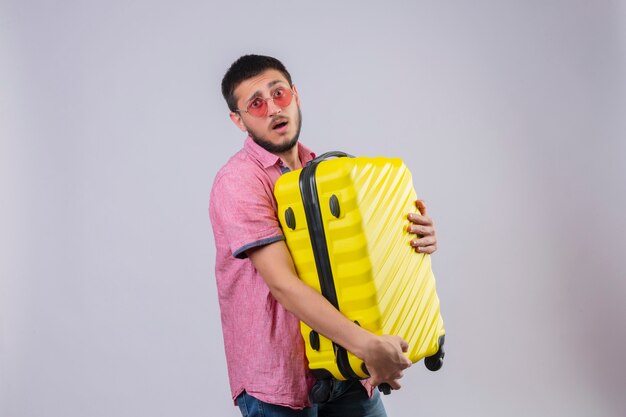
{"left": 247, "top": 98, "right": 267, "bottom": 117}
{"left": 273, "top": 88, "right": 293, "bottom": 108}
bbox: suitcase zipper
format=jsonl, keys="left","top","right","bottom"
{"left": 299, "top": 160, "right": 360, "bottom": 380}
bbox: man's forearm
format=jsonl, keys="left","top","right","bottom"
{"left": 248, "top": 240, "right": 374, "bottom": 359}
{"left": 247, "top": 240, "right": 412, "bottom": 388}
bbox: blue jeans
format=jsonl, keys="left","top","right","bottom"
{"left": 236, "top": 380, "right": 387, "bottom": 417}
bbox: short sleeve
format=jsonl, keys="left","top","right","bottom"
{"left": 209, "top": 169, "right": 284, "bottom": 259}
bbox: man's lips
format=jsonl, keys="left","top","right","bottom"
{"left": 270, "top": 117, "right": 289, "bottom": 131}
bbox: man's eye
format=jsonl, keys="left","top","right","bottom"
{"left": 273, "top": 88, "right": 285, "bottom": 98}
{"left": 249, "top": 98, "right": 264, "bottom": 109}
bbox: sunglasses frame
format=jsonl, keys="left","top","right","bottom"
{"left": 235, "top": 87, "right": 295, "bottom": 118}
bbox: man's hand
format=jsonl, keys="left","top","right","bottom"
{"left": 361, "top": 335, "right": 412, "bottom": 390}
{"left": 408, "top": 199, "right": 437, "bottom": 254}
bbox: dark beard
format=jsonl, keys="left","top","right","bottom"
{"left": 249, "top": 108, "right": 302, "bottom": 154}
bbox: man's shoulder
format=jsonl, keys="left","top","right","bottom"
{"left": 213, "top": 147, "right": 260, "bottom": 183}
{"left": 210, "top": 148, "right": 273, "bottom": 204}
{"left": 209, "top": 146, "right": 279, "bottom": 225}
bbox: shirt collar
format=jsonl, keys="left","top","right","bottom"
{"left": 244, "top": 136, "right": 316, "bottom": 169}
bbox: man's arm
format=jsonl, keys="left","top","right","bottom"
{"left": 247, "top": 240, "right": 412, "bottom": 389}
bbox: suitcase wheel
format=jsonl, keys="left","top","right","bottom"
{"left": 424, "top": 335, "right": 445, "bottom": 371}
{"left": 424, "top": 355, "right": 444, "bottom": 371}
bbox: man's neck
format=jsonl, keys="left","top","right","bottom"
{"left": 278, "top": 146, "right": 302, "bottom": 171}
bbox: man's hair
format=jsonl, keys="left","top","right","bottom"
{"left": 221, "top": 54, "right": 293, "bottom": 112}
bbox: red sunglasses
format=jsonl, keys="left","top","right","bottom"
{"left": 236, "top": 87, "right": 294, "bottom": 118}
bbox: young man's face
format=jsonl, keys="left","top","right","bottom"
{"left": 229, "top": 69, "right": 302, "bottom": 154}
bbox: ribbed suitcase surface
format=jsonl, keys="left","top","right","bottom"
{"left": 274, "top": 153, "right": 445, "bottom": 381}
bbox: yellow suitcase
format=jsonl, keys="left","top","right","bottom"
{"left": 274, "top": 152, "right": 445, "bottom": 387}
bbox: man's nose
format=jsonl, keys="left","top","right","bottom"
{"left": 266, "top": 98, "right": 282, "bottom": 116}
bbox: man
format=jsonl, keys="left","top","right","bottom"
{"left": 209, "top": 55, "right": 438, "bottom": 417}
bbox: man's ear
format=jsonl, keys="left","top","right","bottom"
{"left": 229, "top": 112, "right": 247, "bottom": 132}
{"left": 292, "top": 85, "right": 301, "bottom": 107}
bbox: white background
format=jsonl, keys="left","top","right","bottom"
{"left": 1, "top": 1, "right": 625, "bottom": 416}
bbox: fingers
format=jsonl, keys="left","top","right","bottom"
{"left": 408, "top": 224, "right": 433, "bottom": 235}
{"left": 371, "top": 377, "right": 403, "bottom": 391}
{"left": 413, "top": 246, "right": 437, "bottom": 254}
{"left": 399, "top": 338, "right": 409, "bottom": 352}
{"left": 386, "top": 379, "right": 403, "bottom": 390}
{"left": 415, "top": 199, "right": 428, "bottom": 216}
{"left": 411, "top": 236, "right": 437, "bottom": 251}
{"left": 408, "top": 212, "right": 433, "bottom": 226}
{"left": 410, "top": 221, "right": 437, "bottom": 252}
{"left": 402, "top": 355, "right": 412, "bottom": 368}
{"left": 411, "top": 236, "right": 436, "bottom": 246}
{"left": 363, "top": 335, "right": 412, "bottom": 391}
{"left": 389, "top": 335, "right": 410, "bottom": 357}
{"left": 408, "top": 200, "right": 437, "bottom": 253}
{"left": 370, "top": 369, "right": 404, "bottom": 385}
{"left": 370, "top": 376, "right": 403, "bottom": 390}
{"left": 393, "top": 337, "right": 412, "bottom": 367}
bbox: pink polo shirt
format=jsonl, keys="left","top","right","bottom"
{"left": 209, "top": 137, "right": 317, "bottom": 408}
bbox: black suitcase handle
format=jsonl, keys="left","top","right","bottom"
{"left": 307, "top": 151, "right": 354, "bottom": 166}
